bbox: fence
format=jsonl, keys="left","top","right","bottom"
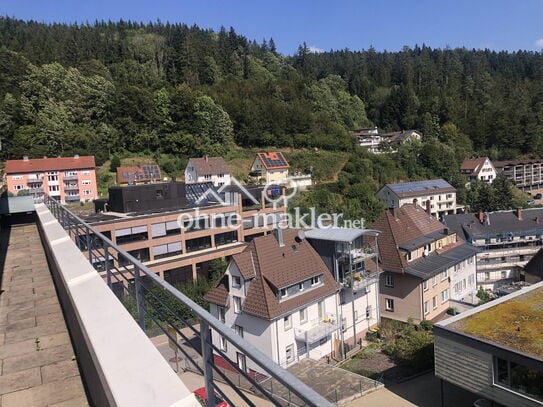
{"left": 44, "top": 196, "right": 333, "bottom": 407}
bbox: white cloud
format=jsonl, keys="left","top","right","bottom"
{"left": 308, "top": 45, "right": 324, "bottom": 54}
{"left": 535, "top": 38, "right": 543, "bottom": 48}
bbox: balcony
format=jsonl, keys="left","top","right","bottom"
{"left": 294, "top": 313, "right": 341, "bottom": 344}
{"left": 29, "top": 187, "right": 44, "bottom": 194}
{"left": 338, "top": 246, "right": 377, "bottom": 264}
{"left": 65, "top": 194, "right": 80, "bottom": 202}
{"left": 63, "top": 175, "right": 79, "bottom": 181}
{"left": 26, "top": 176, "right": 43, "bottom": 184}
{"left": 64, "top": 184, "right": 79, "bottom": 191}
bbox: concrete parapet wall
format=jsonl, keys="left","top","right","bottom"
{"left": 34, "top": 203, "right": 200, "bottom": 407}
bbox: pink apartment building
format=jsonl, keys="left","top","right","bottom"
{"left": 4, "top": 155, "right": 98, "bottom": 204}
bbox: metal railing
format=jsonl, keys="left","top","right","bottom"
{"left": 44, "top": 196, "right": 333, "bottom": 407}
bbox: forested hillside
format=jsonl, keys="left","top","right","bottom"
{"left": 0, "top": 17, "right": 540, "bottom": 221}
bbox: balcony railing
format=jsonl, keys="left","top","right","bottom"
{"left": 65, "top": 195, "right": 80, "bottom": 201}
{"left": 63, "top": 175, "right": 79, "bottom": 181}
{"left": 44, "top": 196, "right": 332, "bottom": 407}
{"left": 294, "top": 313, "right": 342, "bottom": 344}
{"left": 64, "top": 184, "right": 79, "bottom": 191}
{"left": 27, "top": 176, "right": 43, "bottom": 184}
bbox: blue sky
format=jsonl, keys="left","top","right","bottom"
{"left": 4, "top": 0, "right": 543, "bottom": 55}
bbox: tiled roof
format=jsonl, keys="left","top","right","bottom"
{"left": 189, "top": 157, "right": 229, "bottom": 176}
{"left": 256, "top": 152, "right": 290, "bottom": 170}
{"left": 205, "top": 229, "right": 339, "bottom": 320}
{"left": 203, "top": 275, "right": 230, "bottom": 307}
{"left": 232, "top": 248, "right": 257, "bottom": 280}
{"left": 382, "top": 179, "right": 455, "bottom": 198}
{"left": 493, "top": 159, "right": 543, "bottom": 169}
{"left": 5, "top": 156, "right": 95, "bottom": 173}
{"left": 460, "top": 157, "right": 488, "bottom": 175}
{"left": 370, "top": 204, "right": 460, "bottom": 275}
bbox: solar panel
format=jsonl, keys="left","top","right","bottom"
{"left": 389, "top": 179, "right": 452, "bottom": 193}
{"left": 143, "top": 165, "right": 161, "bottom": 180}
{"left": 260, "top": 152, "right": 288, "bottom": 168}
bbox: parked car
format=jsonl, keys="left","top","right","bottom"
{"left": 193, "top": 387, "right": 228, "bottom": 407}
{"left": 535, "top": 193, "right": 542, "bottom": 199}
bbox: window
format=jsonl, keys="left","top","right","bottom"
{"left": 318, "top": 301, "right": 324, "bottom": 319}
{"left": 81, "top": 170, "right": 90, "bottom": 175}
{"left": 115, "top": 226, "right": 148, "bottom": 245}
{"left": 233, "top": 296, "right": 241, "bottom": 314}
{"left": 441, "top": 289, "right": 449, "bottom": 303}
{"left": 220, "top": 335, "right": 227, "bottom": 351}
{"left": 237, "top": 353, "right": 246, "bottom": 372}
{"left": 298, "top": 282, "right": 304, "bottom": 291}
{"left": 485, "top": 272, "right": 490, "bottom": 281}
{"left": 366, "top": 306, "right": 372, "bottom": 319}
{"left": 501, "top": 271, "right": 507, "bottom": 279}
{"left": 441, "top": 270, "right": 448, "bottom": 281}
{"left": 47, "top": 175, "right": 58, "bottom": 182}
{"left": 284, "top": 315, "right": 292, "bottom": 331}
{"left": 83, "top": 189, "right": 92, "bottom": 195}
{"left": 286, "top": 344, "right": 294, "bottom": 363}
{"left": 232, "top": 276, "right": 241, "bottom": 288}
{"left": 48, "top": 185, "right": 59, "bottom": 192}
{"left": 494, "top": 357, "right": 543, "bottom": 402}
{"left": 432, "top": 276, "right": 437, "bottom": 286}
{"left": 385, "top": 274, "right": 394, "bottom": 287}
{"left": 13, "top": 185, "right": 23, "bottom": 190}
{"left": 311, "top": 276, "right": 320, "bottom": 286}
{"left": 218, "top": 307, "right": 226, "bottom": 323}
{"left": 299, "top": 308, "right": 308, "bottom": 324}
{"left": 11, "top": 175, "right": 23, "bottom": 180}
{"left": 354, "top": 310, "right": 359, "bottom": 321}
{"left": 82, "top": 180, "right": 91, "bottom": 185}
{"left": 152, "top": 242, "right": 182, "bottom": 260}
{"left": 423, "top": 280, "right": 429, "bottom": 291}
{"left": 424, "top": 301, "right": 429, "bottom": 315}
{"left": 385, "top": 298, "right": 394, "bottom": 311}
{"left": 234, "top": 325, "right": 244, "bottom": 338}
{"left": 280, "top": 288, "right": 288, "bottom": 299}
{"left": 432, "top": 296, "right": 438, "bottom": 309}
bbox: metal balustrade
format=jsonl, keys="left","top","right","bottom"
{"left": 44, "top": 196, "right": 333, "bottom": 407}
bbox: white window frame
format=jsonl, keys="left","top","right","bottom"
{"left": 82, "top": 180, "right": 92, "bottom": 185}
{"left": 299, "top": 308, "right": 308, "bottom": 324}
{"left": 385, "top": 298, "right": 394, "bottom": 311}
{"left": 286, "top": 344, "right": 294, "bottom": 363}
{"left": 284, "top": 314, "right": 292, "bottom": 331}
{"left": 433, "top": 296, "right": 438, "bottom": 309}
{"left": 220, "top": 335, "right": 227, "bottom": 351}
{"left": 233, "top": 296, "right": 241, "bottom": 314}
{"left": 234, "top": 325, "right": 244, "bottom": 338}
{"left": 232, "top": 275, "right": 241, "bottom": 288}
{"left": 218, "top": 307, "right": 226, "bottom": 323}
{"left": 385, "top": 274, "right": 394, "bottom": 287}
{"left": 441, "top": 289, "right": 449, "bottom": 303}
{"left": 423, "top": 280, "right": 429, "bottom": 291}
{"left": 424, "top": 301, "right": 429, "bottom": 315}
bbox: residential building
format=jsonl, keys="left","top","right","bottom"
{"left": 434, "top": 281, "right": 543, "bottom": 407}
{"left": 494, "top": 159, "right": 543, "bottom": 191}
{"left": 116, "top": 165, "right": 162, "bottom": 185}
{"left": 250, "top": 152, "right": 289, "bottom": 185}
{"left": 460, "top": 157, "right": 496, "bottom": 183}
{"left": 522, "top": 248, "right": 543, "bottom": 283}
{"left": 354, "top": 128, "right": 422, "bottom": 154}
{"left": 4, "top": 155, "right": 98, "bottom": 204}
{"left": 354, "top": 127, "right": 382, "bottom": 153}
{"left": 81, "top": 182, "right": 286, "bottom": 286}
{"left": 371, "top": 204, "right": 478, "bottom": 323}
{"left": 304, "top": 228, "right": 381, "bottom": 346}
{"left": 184, "top": 156, "right": 231, "bottom": 187}
{"left": 205, "top": 229, "right": 342, "bottom": 375}
{"left": 380, "top": 130, "right": 422, "bottom": 151}
{"left": 443, "top": 208, "right": 543, "bottom": 291}
{"left": 376, "top": 179, "right": 457, "bottom": 219}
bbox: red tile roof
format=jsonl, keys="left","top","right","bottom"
{"left": 205, "top": 229, "right": 339, "bottom": 320}
{"left": 189, "top": 157, "right": 229, "bottom": 176}
{"left": 256, "top": 152, "right": 290, "bottom": 170}
{"left": 5, "top": 156, "right": 95, "bottom": 174}
{"left": 460, "top": 157, "right": 490, "bottom": 176}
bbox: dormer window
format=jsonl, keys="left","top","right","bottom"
{"left": 232, "top": 276, "right": 241, "bottom": 288}
{"left": 280, "top": 288, "right": 288, "bottom": 298}
{"left": 311, "top": 276, "right": 320, "bottom": 286}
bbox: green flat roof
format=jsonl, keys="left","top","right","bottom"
{"left": 448, "top": 287, "right": 543, "bottom": 359}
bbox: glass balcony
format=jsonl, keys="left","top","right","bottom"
{"left": 294, "top": 313, "right": 341, "bottom": 344}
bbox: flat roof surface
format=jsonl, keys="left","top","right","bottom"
{"left": 304, "top": 228, "right": 380, "bottom": 243}
{"left": 445, "top": 284, "right": 543, "bottom": 359}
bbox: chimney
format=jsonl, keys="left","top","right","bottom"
{"left": 23, "top": 156, "right": 29, "bottom": 161}
{"left": 536, "top": 217, "right": 540, "bottom": 224}
{"left": 426, "top": 199, "right": 431, "bottom": 215}
{"left": 74, "top": 154, "right": 79, "bottom": 159}
{"left": 205, "top": 155, "right": 208, "bottom": 163}
{"left": 389, "top": 206, "right": 398, "bottom": 219}
{"left": 517, "top": 208, "right": 523, "bottom": 220}
{"left": 478, "top": 211, "right": 484, "bottom": 223}
{"left": 274, "top": 227, "right": 285, "bottom": 247}
{"left": 413, "top": 198, "right": 418, "bottom": 207}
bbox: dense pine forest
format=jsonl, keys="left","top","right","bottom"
{"left": 0, "top": 17, "right": 541, "bottom": 221}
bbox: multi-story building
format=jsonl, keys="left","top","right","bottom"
{"left": 494, "top": 159, "right": 543, "bottom": 191}
{"left": 250, "top": 152, "right": 289, "bottom": 185}
{"left": 4, "top": 155, "right": 98, "bottom": 204}
{"left": 81, "top": 182, "right": 285, "bottom": 286}
{"left": 434, "top": 282, "right": 543, "bottom": 407}
{"left": 354, "top": 128, "right": 422, "bottom": 154}
{"left": 304, "top": 228, "right": 381, "bottom": 346}
{"left": 443, "top": 208, "right": 543, "bottom": 291}
{"left": 376, "top": 179, "right": 457, "bottom": 219}
{"left": 371, "top": 204, "right": 478, "bottom": 323}
{"left": 460, "top": 157, "right": 497, "bottom": 183}
{"left": 116, "top": 165, "right": 162, "bottom": 185}
{"left": 205, "top": 229, "right": 367, "bottom": 376}
{"left": 184, "top": 157, "right": 231, "bottom": 187}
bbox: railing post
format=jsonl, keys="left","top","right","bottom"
{"left": 134, "top": 266, "right": 145, "bottom": 330}
{"left": 104, "top": 243, "right": 112, "bottom": 289}
{"left": 200, "top": 319, "right": 216, "bottom": 407}
{"left": 86, "top": 228, "right": 92, "bottom": 264}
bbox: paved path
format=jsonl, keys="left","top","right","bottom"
{"left": 0, "top": 223, "right": 89, "bottom": 407}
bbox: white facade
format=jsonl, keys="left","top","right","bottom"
{"left": 184, "top": 158, "right": 230, "bottom": 187}
{"left": 376, "top": 188, "right": 457, "bottom": 219}
{"left": 209, "top": 261, "right": 380, "bottom": 374}
{"left": 476, "top": 159, "right": 497, "bottom": 183}
{"left": 449, "top": 254, "right": 478, "bottom": 303}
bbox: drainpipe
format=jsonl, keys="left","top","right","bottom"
{"left": 351, "top": 242, "right": 357, "bottom": 346}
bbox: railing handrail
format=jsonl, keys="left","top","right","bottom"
{"left": 45, "top": 196, "right": 333, "bottom": 407}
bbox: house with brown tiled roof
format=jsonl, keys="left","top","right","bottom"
{"left": 184, "top": 156, "right": 230, "bottom": 187}
{"left": 371, "top": 204, "right": 478, "bottom": 323}
{"left": 460, "top": 157, "right": 496, "bottom": 183}
{"left": 205, "top": 229, "right": 344, "bottom": 374}
{"left": 250, "top": 152, "right": 289, "bottom": 185}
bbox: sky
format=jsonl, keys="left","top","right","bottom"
{"left": 3, "top": 0, "right": 543, "bottom": 55}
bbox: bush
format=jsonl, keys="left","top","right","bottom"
{"left": 382, "top": 329, "right": 434, "bottom": 377}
